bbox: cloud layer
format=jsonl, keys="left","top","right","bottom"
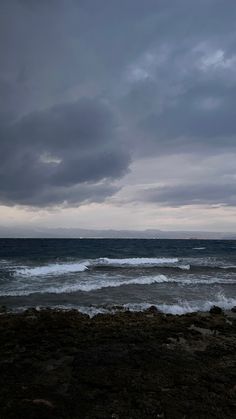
{"left": 0, "top": 98, "right": 129, "bottom": 205}
{"left": 0, "top": 0, "right": 236, "bottom": 210}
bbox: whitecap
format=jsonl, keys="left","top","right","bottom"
{"left": 123, "top": 295, "right": 236, "bottom": 315}
{"left": 15, "top": 261, "right": 90, "bottom": 277}
{"left": 0, "top": 274, "right": 168, "bottom": 296}
{"left": 38, "top": 295, "right": 236, "bottom": 317}
{"left": 2, "top": 272, "right": 236, "bottom": 297}
{"left": 95, "top": 257, "right": 179, "bottom": 267}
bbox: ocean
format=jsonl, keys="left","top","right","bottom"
{"left": 0, "top": 238, "right": 236, "bottom": 315}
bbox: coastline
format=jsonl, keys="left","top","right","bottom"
{"left": 0, "top": 307, "right": 236, "bottom": 419}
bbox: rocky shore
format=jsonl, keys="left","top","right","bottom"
{"left": 0, "top": 307, "right": 236, "bottom": 419}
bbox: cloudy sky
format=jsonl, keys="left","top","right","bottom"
{"left": 1, "top": 0, "right": 236, "bottom": 232}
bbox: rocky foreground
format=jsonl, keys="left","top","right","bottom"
{"left": 0, "top": 307, "right": 236, "bottom": 419}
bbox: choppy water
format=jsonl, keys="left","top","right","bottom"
{"left": 0, "top": 238, "right": 236, "bottom": 315}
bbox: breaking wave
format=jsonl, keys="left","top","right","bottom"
{"left": 95, "top": 257, "right": 179, "bottom": 266}
{"left": 15, "top": 262, "right": 89, "bottom": 277}
{"left": 14, "top": 256, "right": 236, "bottom": 278}
{"left": 17, "top": 295, "right": 236, "bottom": 317}
{"left": 122, "top": 295, "right": 236, "bottom": 315}
{"left": 0, "top": 274, "right": 168, "bottom": 296}
{"left": 14, "top": 258, "right": 182, "bottom": 277}
{"left": 1, "top": 274, "right": 236, "bottom": 297}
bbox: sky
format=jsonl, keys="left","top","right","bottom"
{"left": 0, "top": 0, "right": 236, "bottom": 232}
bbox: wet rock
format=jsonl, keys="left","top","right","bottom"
{"left": 145, "top": 305, "right": 161, "bottom": 314}
{"left": 209, "top": 305, "right": 223, "bottom": 315}
{"left": 28, "top": 399, "right": 54, "bottom": 408}
{"left": 231, "top": 306, "right": 236, "bottom": 313}
{"left": 0, "top": 305, "right": 7, "bottom": 313}
{"left": 0, "top": 309, "right": 235, "bottom": 419}
{"left": 24, "top": 308, "right": 39, "bottom": 316}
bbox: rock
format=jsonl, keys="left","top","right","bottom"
{"left": 31, "top": 399, "right": 54, "bottom": 408}
{"left": 0, "top": 305, "right": 7, "bottom": 313}
{"left": 145, "top": 305, "right": 160, "bottom": 314}
{"left": 231, "top": 306, "right": 236, "bottom": 313}
{"left": 1, "top": 308, "right": 236, "bottom": 419}
{"left": 209, "top": 306, "right": 223, "bottom": 315}
{"left": 24, "top": 308, "right": 38, "bottom": 316}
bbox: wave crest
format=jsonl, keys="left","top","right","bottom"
{"left": 0, "top": 274, "right": 168, "bottom": 296}
{"left": 97, "top": 257, "right": 179, "bottom": 266}
{"left": 17, "top": 295, "right": 236, "bottom": 317}
{"left": 2, "top": 273, "right": 236, "bottom": 297}
{"left": 16, "top": 262, "right": 89, "bottom": 277}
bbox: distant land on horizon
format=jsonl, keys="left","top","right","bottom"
{"left": 0, "top": 227, "right": 236, "bottom": 240}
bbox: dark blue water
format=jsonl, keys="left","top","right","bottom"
{"left": 0, "top": 239, "right": 236, "bottom": 315}
{"left": 0, "top": 238, "right": 235, "bottom": 259}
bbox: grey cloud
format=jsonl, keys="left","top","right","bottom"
{"left": 139, "top": 183, "right": 236, "bottom": 207}
{"left": 5, "top": 183, "right": 120, "bottom": 208}
{"left": 1, "top": 0, "right": 236, "bottom": 208}
{"left": 2, "top": 0, "right": 235, "bottom": 111}
{"left": 140, "top": 85, "right": 236, "bottom": 140}
{"left": 0, "top": 98, "right": 130, "bottom": 206}
{"left": 122, "top": 50, "right": 236, "bottom": 155}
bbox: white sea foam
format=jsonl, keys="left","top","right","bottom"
{"left": 2, "top": 273, "right": 236, "bottom": 297}
{"left": 199, "top": 263, "right": 236, "bottom": 270}
{"left": 8, "top": 297, "right": 236, "bottom": 317}
{"left": 16, "top": 262, "right": 89, "bottom": 277}
{"left": 0, "top": 274, "right": 168, "bottom": 296}
{"left": 33, "top": 295, "right": 236, "bottom": 317}
{"left": 45, "top": 275, "right": 170, "bottom": 294}
{"left": 178, "top": 264, "right": 191, "bottom": 270}
{"left": 10, "top": 295, "right": 236, "bottom": 317}
{"left": 193, "top": 247, "right": 206, "bottom": 250}
{"left": 13, "top": 257, "right": 180, "bottom": 278}
{"left": 123, "top": 295, "right": 236, "bottom": 315}
{"left": 12, "top": 256, "right": 236, "bottom": 279}
{"left": 96, "top": 257, "right": 179, "bottom": 266}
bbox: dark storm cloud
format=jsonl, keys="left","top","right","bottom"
{"left": 1, "top": 0, "right": 236, "bottom": 207}
{"left": 137, "top": 84, "right": 236, "bottom": 153}
{"left": 0, "top": 98, "right": 129, "bottom": 205}
{"left": 121, "top": 48, "right": 236, "bottom": 155}
{"left": 138, "top": 183, "right": 236, "bottom": 207}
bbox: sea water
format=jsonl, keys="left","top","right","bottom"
{"left": 0, "top": 238, "right": 236, "bottom": 315}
